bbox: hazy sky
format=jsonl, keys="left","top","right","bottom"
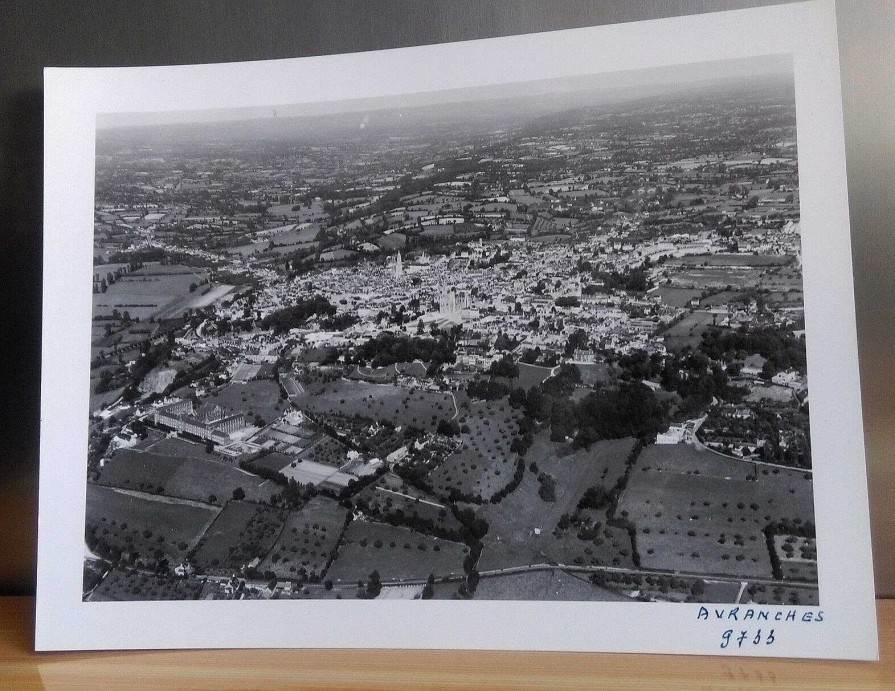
{"left": 98, "top": 54, "right": 792, "bottom": 130}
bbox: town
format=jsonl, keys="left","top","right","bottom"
{"left": 83, "top": 73, "right": 817, "bottom": 605}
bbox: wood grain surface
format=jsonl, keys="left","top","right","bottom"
{"left": 0, "top": 597, "right": 890, "bottom": 690}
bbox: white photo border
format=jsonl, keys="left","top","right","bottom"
{"left": 38, "top": 0, "right": 877, "bottom": 658}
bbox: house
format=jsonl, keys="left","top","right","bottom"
{"left": 741, "top": 353, "right": 767, "bottom": 378}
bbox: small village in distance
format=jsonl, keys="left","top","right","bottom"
{"left": 84, "top": 69, "right": 817, "bottom": 605}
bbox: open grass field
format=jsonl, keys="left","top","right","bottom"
{"left": 92, "top": 264, "right": 210, "bottom": 320}
{"left": 502, "top": 362, "right": 555, "bottom": 391}
{"left": 97, "top": 442, "right": 277, "bottom": 505}
{"left": 617, "top": 443, "right": 815, "bottom": 580}
{"left": 349, "top": 364, "right": 399, "bottom": 383}
{"left": 85, "top": 484, "right": 219, "bottom": 566}
{"left": 474, "top": 570, "right": 630, "bottom": 601}
{"left": 89, "top": 385, "right": 126, "bottom": 413}
{"left": 249, "top": 451, "right": 295, "bottom": 474}
{"left": 327, "top": 519, "right": 468, "bottom": 584}
{"left": 190, "top": 500, "right": 286, "bottom": 575}
{"left": 661, "top": 311, "right": 719, "bottom": 351}
{"left": 427, "top": 400, "right": 522, "bottom": 502}
{"left": 652, "top": 286, "right": 703, "bottom": 308}
{"left": 698, "top": 289, "right": 746, "bottom": 307}
{"left": 479, "top": 436, "right": 637, "bottom": 571}
{"left": 348, "top": 362, "right": 429, "bottom": 383}
{"left": 198, "top": 380, "right": 286, "bottom": 425}
{"left": 265, "top": 200, "right": 327, "bottom": 222}
{"left": 291, "top": 380, "right": 457, "bottom": 431}
{"left": 88, "top": 569, "right": 206, "bottom": 601}
{"left": 256, "top": 496, "right": 349, "bottom": 580}
{"left": 668, "top": 253, "right": 794, "bottom": 268}
{"left": 668, "top": 267, "right": 764, "bottom": 291}
{"left": 153, "top": 283, "right": 235, "bottom": 320}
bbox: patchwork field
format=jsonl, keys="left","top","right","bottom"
{"left": 189, "top": 501, "right": 286, "bottom": 575}
{"left": 93, "top": 264, "right": 211, "bottom": 320}
{"left": 326, "top": 520, "right": 469, "bottom": 584}
{"left": 256, "top": 496, "right": 349, "bottom": 580}
{"left": 617, "top": 443, "right": 815, "bottom": 580}
{"left": 427, "top": 400, "right": 523, "bottom": 502}
{"left": 85, "top": 484, "right": 219, "bottom": 567}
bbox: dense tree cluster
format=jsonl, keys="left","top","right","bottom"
{"left": 702, "top": 327, "right": 807, "bottom": 375}
{"left": 354, "top": 333, "right": 456, "bottom": 368}
{"left": 593, "top": 268, "right": 652, "bottom": 294}
{"left": 488, "top": 354, "right": 519, "bottom": 379}
{"left": 260, "top": 295, "right": 336, "bottom": 334}
{"left": 573, "top": 384, "right": 664, "bottom": 447}
{"left": 319, "top": 313, "right": 359, "bottom": 331}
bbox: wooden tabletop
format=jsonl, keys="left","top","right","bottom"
{"left": 1, "top": 597, "right": 892, "bottom": 690}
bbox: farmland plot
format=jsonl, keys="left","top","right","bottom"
{"left": 256, "top": 497, "right": 349, "bottom": 580}
{"left": 354, "top": 473, "right": 462, "bottom": 537}
{"left": 92, "top": 264, "right": 210, "bottom": 320}
{"left": 326, "top": 519, "right": 468, "bottom": 584}
{"left": 89, "top": 569, "right": 206, "bottom": 601}
{"left": 96, "top": 445, "right": 277, "bottom": 505}
{"left": 292, "top": 380, "right": 457, "bottom": 431}
{"left": 474, "top": 570, "right": 630, "bottom": 602}
{"left": 85, "top": 484, "right": 219, "bottom": 568}
{"left": 190, "top": 501, "right": 286, "bottom": 576}
{"left": 427, "top": 401, "right": 522, "bottom": 502}
{"left": 618, "top": 443, "right": 814, "bottom": 580}
{"left": 479, "top": 436, "right": 637, "bottom": 570}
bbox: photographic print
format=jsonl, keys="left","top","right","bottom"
{"left": 38, "top": 0, "right": 877, "bottom": 657}
{"left": 84, "top": 57, "right": 817, "bottom": 608}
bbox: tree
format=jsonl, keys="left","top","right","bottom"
{"left": 366, "top": 570, "right": 382, "bottom": 598}
{"left": 232, "top": 487, "right": 246, "bottom": 501}
{"left": 422, "top": 573, "right": 435, "bottom": 599}
{"left": 466, "top": 570, "right": 480, "bottom": 594}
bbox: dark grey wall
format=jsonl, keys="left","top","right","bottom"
{"left": 1, "top": 0, "right": 891, "bottom": 596}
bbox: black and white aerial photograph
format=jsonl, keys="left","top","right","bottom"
{"left": 82, "top": 55, "right": 817, "bottom": 607}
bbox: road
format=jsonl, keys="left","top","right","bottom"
{"left": 374, "top": 486, "right": 445, "bottom": 509}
